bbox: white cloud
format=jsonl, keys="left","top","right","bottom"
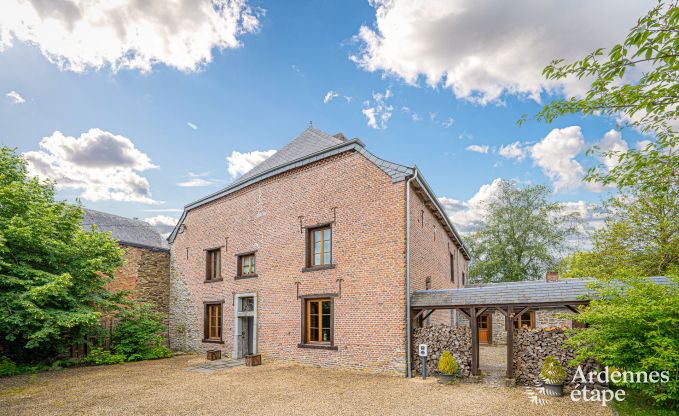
{"left": 465, "top": 144, "right": 489, "bottom": 154}
{"left": 143, "top": 208, "right": 183, "bottom": 213}
{"left": 187, "top": 122, "right": 198, "bottom": 130}
{"left": 0, "top": 0, "right": 262, "bottom": 73}
{"left": 440, "top": 117, "right": 454, "bottom": 128}
{"left": 596, "top": 129, "right": 628, "bottom": 171}
{"left": 439, "top": 178, "right": 504, "bottom": 233}
{"left": 498, "top": 141, "right": 527, "bottom": 161}
{"left": 6, "top": 90, "right": 25, "bottom": 104}
{"left": 144, "top": 215, "right": 178, "bottom": 227}
{"left": 561, "top": 201, "right": 607, "bottom": 235}
{"left": 24, "top": 129, "right": 160, "bottom": 203}
{"left": 226, "top": 149, "right": 276, "bottom": 178}
{"left": 177, "top": 178, "right": 213, "bottom": 187}
{"left": 362, "top": 88, "right": 393, "bottom": 129}
{"left": 323, "top": 90, "right": 339, "bottom": 103}
{"left": 530, "top": 126, "right": 588, "bottom": 192}
{"left": 351, "top": 0, "right": 648, "bottom": 105}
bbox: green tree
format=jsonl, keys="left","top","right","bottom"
{"left": 528, "top": 0, "right": 678, "bottom": 194}
{"left": 0, "top": 147, "right": 125, "bottom": 362}
{"left": 467, "top": 180, "right": 580, "bottom": 283}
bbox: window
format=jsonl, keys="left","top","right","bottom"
{"left": 305, "top": 298, "right": 332, "bottom": 344}
{"left": 204, "top": 303, "right": 222, "bottom": 341}
{"left": 450, "top": 254, "right": 455, "bottom": 283}
{"left": 237, "top": 253, "right": 256, "bottom": 277}
{"left": 513, "top": 311, "right": 535, "bottom": 329}
{"left": 308, "top": 226, "right": 332, "bottom": 267}
{"left": 461, "top": 272, "right": 466, "bottom": 287}
{"left": 206, "top": 249, "right": 221, "bottom": 281}
{"left": 425, "top": 277, "right": 432, "bottom": 290}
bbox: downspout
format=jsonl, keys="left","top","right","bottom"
{"left": 405, "top": 168, "right": 417, "bottom": 378}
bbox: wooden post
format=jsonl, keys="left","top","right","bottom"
{"left": 470, "top": 306, "right": 479, "bottom": 376}
{"left": 506, "top": 306, "right": 514, "bottom": 379}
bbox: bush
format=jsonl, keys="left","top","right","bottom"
{"left": 85, "top": 348, "right": 126, "bottom": 365}
{"left": 540, "top": 355, "right": 567, "bottom": 384}
{"left": 0, "top": 356, "right": 18, "bottom": 377}
{"left": 568, "top": 276, "right": 679, "bottom": 408}
{"left": 438, "top": 351, "right": 459, "bottom": 375}
{"left": 110, "top": 302, "right": 167, "bottom": 359}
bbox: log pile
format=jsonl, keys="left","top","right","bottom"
{"left": 412, "top": 325, "right": 471, "bottom": 377}
{"left": 513, "top": 328, "right": 602, "bottom": 388}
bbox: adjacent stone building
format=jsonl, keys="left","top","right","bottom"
{"left": 82, "top": 209, "right": 171, "bottom": 334}
{"left": 167, "top": 127, "right": 470, "bottom": 373}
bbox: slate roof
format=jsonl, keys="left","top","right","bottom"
{"left": 411, "top": 277, "right": 672, "bottom": 308}
{"left": 82, "top": 209, "right": 169, "bottom": 251}
{"left": 167, "top": 127, "right": 467, "bottom": 256}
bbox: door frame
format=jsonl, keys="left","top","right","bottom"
{"left": 478, "top": 312, "right": 492, "bottom": 344}
{"left": 232, "top": 292, "right": 257, "bottom": 358}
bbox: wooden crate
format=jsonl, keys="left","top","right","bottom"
{"left": 206, "top": 349, "right": 221, "bottom": 361}
{"left": 245, "top": 354, "right": 261, "bottom": 367}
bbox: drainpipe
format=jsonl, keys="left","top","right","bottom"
{"left": 405, "top": 168, "right": 417, "bottom": 378}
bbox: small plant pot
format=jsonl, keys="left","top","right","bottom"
{"left": 245, "top": 354, "right": 261, "bottom": 367}
{"left": 438, "top": 374, "right": 456, "bottom": 384}
{"left": 543, "top": 383, "right": 564, "bottom": 397}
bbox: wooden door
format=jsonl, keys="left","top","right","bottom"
{"left": 478, "top": 313, "right": 491, "bottom": 344}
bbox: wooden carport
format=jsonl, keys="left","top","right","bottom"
{"left": 410, "top": 278, "right": 594, "bottom": 378}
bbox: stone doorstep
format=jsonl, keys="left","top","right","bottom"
{"left": 187, "top": 358, "right": 246, "bottom": 373}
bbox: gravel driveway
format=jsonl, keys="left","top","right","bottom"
{"left": 0, "top": 355, "right": 614, "bottom": 416}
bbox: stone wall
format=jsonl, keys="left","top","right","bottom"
{"left": 411, "top": 325, "right": 471, "bottom": 377}
{"left": 513, "top": 328, "right": 601, "bottom": 388}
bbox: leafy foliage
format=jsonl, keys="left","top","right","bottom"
{"left": 437, "top": 351, "right": 459, "bottom": 376}
{"left": 568, "top": 276, "right": 679, "bottom": 408}
{"left": 110, "top": 302, "right": 172, "bottom": 361}
{"left": 84, "top": 348, "right": 126, "bottom": 365}
{"left": 0, "top": 147, "right": 125, "bottom": 363}
{"left": 540, "top": 355, "right": 568, "bottom": 384}
{"left": 527, "top": 1, "right": 678, "bottom": 193}
{"left": 467, "top": 180, "right": 580, "bottom": 283}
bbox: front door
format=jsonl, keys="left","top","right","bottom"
{"left": 233, "top": 294, "right": 257, "bottom": 359}
{"left": 478, "top": 313, "right": 491, "bottom": 344}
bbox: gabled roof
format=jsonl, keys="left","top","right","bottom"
{"left": 411, "top": 276, "right": 672, "bottom": 308}
{"left": 82, "top": 209, "right": 169, "bottom": 251}
{"left": 167, "top": 127, "right": 467, "bottom": 257}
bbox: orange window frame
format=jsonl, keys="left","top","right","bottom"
{"left": 205, "top": 303, "right": 222, "bottom": 340}
{"left": 514, "top": 311, "right": 535, "bottom": 329}
{"left": 239, "top": 254, "right": 256, "bottom": 276}
{"left": 206, "top": 249, "right": 221, "bottom": 281}
{"left": 305, "top": 298, "right": 332, "bottom": 344}
{"left": 309, "top": 226, "right": 332, "bottom": 267}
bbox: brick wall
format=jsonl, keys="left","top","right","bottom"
{"left": 408, "top": 186, "right": 468, "bottom": 326}
{"left": 169, "top": 151, "right": 408, "bottom": 372}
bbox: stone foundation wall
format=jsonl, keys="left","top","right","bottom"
{"left": 513, "top": 328, "right": 601, "bottom": 388}
{"left": 411, "top": 325, "right": 472, "bottom": 377}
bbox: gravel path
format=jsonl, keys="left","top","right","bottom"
{"left": 0, "top": 355, "right": 614, "bottom": 416}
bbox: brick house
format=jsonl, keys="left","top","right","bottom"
{"left": 82, "top": 209, "right": 170, "bottom": 331}
{"left": 167, "top": 127, "right": 469, "bottom": 374}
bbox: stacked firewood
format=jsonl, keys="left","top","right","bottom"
{"left": 513, "top": 328, "right": 602, "bottom": 388}
{"left": 412, "top": 325, "right": 472, "bottom": 377}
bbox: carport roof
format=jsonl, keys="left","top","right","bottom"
{"left": 411, "top": 276, "right": 672, "bottom": 309}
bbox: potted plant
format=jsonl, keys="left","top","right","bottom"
{"left": 437, "top": 351, "right": 459, "bottom": 383}
{"left": 540, "top": 355, "right": 568, "bottom": 396}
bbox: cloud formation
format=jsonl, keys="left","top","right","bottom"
{"left": 177, "top": 178, "right": 213, "bottom": 187}
{"left": 351, "top": 0, "right": 647, "bottom": 104}
{"left": 6, "top": 90, "right": 25, "bottom": 104}
{"left": 596, "top": 129, "right": 628, "bottom": 171}
{"left": 362, "top": 88, "right": 393, "bottom": 129}
{"left": 0, "top": 0, "right": 262, "bottom": 73}
{"left": 24, "top": 129, "right": 159, "bottom": 203}
{"left": 439, "top": 178, "right": 504, "bottom": 233}
{"left": 498, "top": 141, "right": 527, "bottom": 161}
{"left": 465, "top": 144, "right": 489, "bottom": 154}
{"left": 530, "top": 126, "right": 588, "bottom": 192}
{"left": 226, "top": 149, "right": 276, "bottom": 178}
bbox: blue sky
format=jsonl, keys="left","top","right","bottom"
{"left": 0, "top": 0, "right": 653, "bottom": 234}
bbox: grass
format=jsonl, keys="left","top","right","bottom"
{"left": 612, "top": 390, "right": 677, "bottom": 416}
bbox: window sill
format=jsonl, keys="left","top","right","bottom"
{"left": 204, "top": 278, "right": 224, "bottom": 283}
{"left": 301, "top": 264, "right": 336, "bottom": 273}
{"left": 235, "top": 273, "right": 258, "bottom": 280}
{"left": 202, "top": 339, "right": 224, "bottom": 344}
{"left": 297, "top": 343, "right": 338, "bottom": 351}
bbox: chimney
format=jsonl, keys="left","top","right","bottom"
{"left": 546, "top": 271, "right": 559, "bottom": 282}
